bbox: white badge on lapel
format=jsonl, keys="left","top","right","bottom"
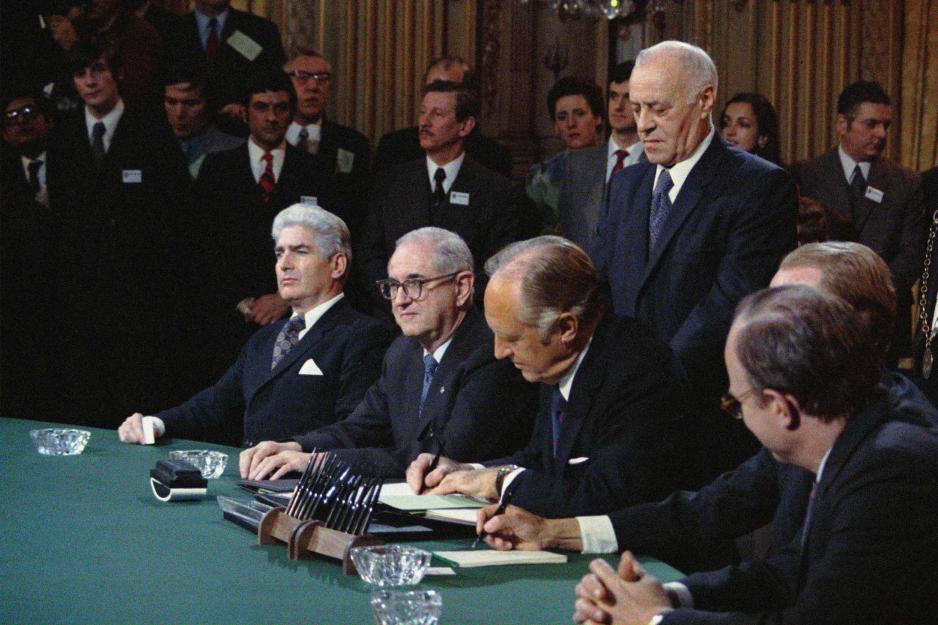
{"left": 864, "top": 185, "right": 884, "bottom": 204}
{"left": 449, "top": 191, "right": 470, "bottom": 206}
{"left": 122, "top": 169, "right": 142, "bottom": 183}
{"left": 300, "top": 196, "right": 319, "bottom": 206}
{"left": 298, "top": 359, "right": 324, "bottom": 376}
{"left": 226, "top": 31, "right": 263, "bottom": 61}
{"left": 336, "top": 148, "right": 355, "bottom": 174}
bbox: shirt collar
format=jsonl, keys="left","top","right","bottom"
{"left": 287, "top": 121, "right": 322, "bottom": 145}
{"left": 654, "top": 125, "right": 714, "bottom": 201}
{"left": 815, "top": 445, "right": 833, "bottom": 483}
{"left": 293, "top": 293, "right": 344, "bottom": 339}
{"left": 557, "top": 335, "right": 593, "bottom": 401}
{"left": 194, "top": 8, "right": 228, "bottom": 39}
{"left": 608, "top": 134, "right": 641, "bottom": 157}
{"left": 248, "top": 137, "right": 286, "bottom": 160}
{"left": 84, "top": 99, "right": 124, "bottom": 144}
{"left": 424, "top": 335, "right": 454, "bottom": 364}
{"left": 425, "top": 152, "right": 466, "bottom": 194}
{"left": 838, "top": 145, "right": 871, "bottom": 181}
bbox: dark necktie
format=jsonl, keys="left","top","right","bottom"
{"left": 431, "top": 167, "right": 447, "bottom": 212}
{"left": 270, "top": 316, "right": 306, "bottom": 370}
{"left": 259, "top": 152, "right": 276, "bottom": 203}
{"left": 549, "top": 386, "right": 568, "bottom": 458}
{"left": 297, "top": 127, "right": 309, "bottom": 152}
{"left": 848, "top": 164, "right": 867, "bottom": 217}
{"left": 26, "top": 159, "right": 43, "bottom": 194}
{"left": 419, "top": 353, "right": 439, "bottom": 418}
{"left": 648, "top": 168, "right": 674, "bottom": 250}
{"left": 610, "top": 149, "right": 628, "bottom": 178}
{"left": 206, "top": 17, "right": 219, "bottom": 62}
{"left": 798, "top": 479, "right": 820, "bottom": 586}
{"left": 91, "top": 121, "right": 107, "bottom": 167}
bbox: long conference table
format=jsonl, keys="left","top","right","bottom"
{"left": 1, "top": 418, "right": 683, "bottom": 624}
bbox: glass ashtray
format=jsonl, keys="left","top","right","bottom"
{"left": 350, "top": 545, "right": 432, "bottom": 587}
{"left": 169, "top": 449, "right": 228, "bottom": 479}
{"left": 30, "top": 428, "right": 91, "bottom": 456}
{"left": 371, "top": 589, "right": 442, "bottom": 625}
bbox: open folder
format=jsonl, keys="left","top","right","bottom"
{"left": 433, "top": 550, "right": 568, "bottom": 568}
{"left": 378, "top": 482, "right": 488, "bottom": 512}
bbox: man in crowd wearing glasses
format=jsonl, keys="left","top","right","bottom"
{"left": 284, "top": 49, "right": 370, "bottom": 238}
{"left": 240, "top": 227, "right": 537, "bottom": 479}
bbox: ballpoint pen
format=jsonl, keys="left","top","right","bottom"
{"left": 473, "top": 492, "right": 510, "bottom": 549}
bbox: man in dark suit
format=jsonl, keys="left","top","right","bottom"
{"left": 407, "top": 236, "right": 692, "bottom": 517}
{"left": 557, "top": 61, "right": 644, "bottom": 248}
{"left": 591, "top": 41, "right": 798, "bottom": 472}
{"left": 196, "top": 70, "right": 333, "bottom": 362}
{"left": 118, "top": 205, "right": 389, "bottom": 447}
{"left": 361, "top": 80, "right": 519, "bottom": 310}
{"left": 475, "top": 242, "right": 932, "bottom": 575}
{"left": 240, "top": 228, "right": 537, "bottom": 479}
{"left": 163, "top": 67, "right": 243, "bottom": 179}
{"left": 791, "top": 81, "right": 924, "bottom": 361}
{"left": 1, "top": 92, "right": 57, "bottom": 419}
{"left": 284, "top": 49, "right": 370, "bottom": 238}
{"left": 48, "top": 42, "right": 193, "bottom": 424}
{"left": 167, "top": 0, "right": 285, "bottom": 130}
{"left": 574, "top": 286, "right": 938, "bottom": 625}
{"left": 373, "top": 55, "right": 513, "bottom": 178}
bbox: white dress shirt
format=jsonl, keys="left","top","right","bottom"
{"left": 194, "top": 8, "right": 229, "bottom": 49}
{"left": 84, "top": 99, "right": 125, "bottom": 153}
{"left": 606, "top": 136, "right": 644, "bottom": 182}
{"left": 286, "top": 121, "right": 322, "bottom": 147}
{"left": 20, "top": 152, "right": 48, "bottom": 190}
{"left": 425, "top": 152, "right": 466, "bottom": 194}
{"left": 248, "top": 138, "right": 286, "bottom": 183}
{"left": 837, "top": 146, "right": 872, "bottom": 183}
{"left": 653, "top": 126, "right": 715, "bottom": 203}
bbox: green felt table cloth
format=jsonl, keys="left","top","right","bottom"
{"left": 0, "top": 418, "right": 683, "bottom": 624}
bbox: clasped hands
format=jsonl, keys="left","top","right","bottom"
{"left": 574, "top": 552, "right": 673, "bottom": 625}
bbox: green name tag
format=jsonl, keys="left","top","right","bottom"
{"left": 226, "top": 30, "right": 263, "bottom": 61}
{"left": 336, "top": 148, "right": 355, "bottom": 174}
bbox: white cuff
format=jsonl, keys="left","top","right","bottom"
{"left": 468, "top": 463, "right": 485, "bottom": 470}
{"left": 575, "top": 515, "right": 619, "bottom": 553}
{"left": 142, "top": 416, "right": 165, "bottom": 444}
{"left": 499, "top": 467, "right": 526, "bottom": 497}
{"left": 663, "top": 581, "right": 693, "bottom": 608}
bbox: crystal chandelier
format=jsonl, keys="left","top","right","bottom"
{"left": 519, "top": 0, "right": 645, "bottom": 21}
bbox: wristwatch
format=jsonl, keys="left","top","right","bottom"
{"left": 492, "top": 464, "right": 521, "bottom": 495}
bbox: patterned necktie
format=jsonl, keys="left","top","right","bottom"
{"left": 431, "top": 167, "right": 447, "bottom": 212}
{"left": 848, "top": 164, "right": 867, "bottom": 217}
{"left": 26, "top": 159, "right": 43, "bottom": 194}
{"left": 270, "top": 316, "right": 306, "bottom": 370}
{"left": 550, "top": 386, "right": 568, "bottom": 458}
{"left": 91, "top": 121, "right": 107, "bottom": 167}
{"left": 206, "top": 17, "right": 219, "bottom": 62}
{"left": 610, "top": 149, "right": 628, "bottom": 178}
{"left": 419, "top": 353, "right": 439, "bottom": 418}
{"left": 259, "top": 152, "right": 276, "bottom": 203}
{"left": 648, "top": 168, "right": 674, "bottom": 250}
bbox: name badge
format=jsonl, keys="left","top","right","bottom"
{"left": 122, "top": 169, "right": 142, "bottom": 183}
{"left": 864, "top": 185, "right": 884, "bottom": 204}
{"left": 450, "top": 191, "right": 470, "bottom": 206}
{"left": 226, "top": 30, "right": 263, "bottom": 61}
{"left": 336, "top": 148, "right": 355, "bottom": 174}
{"left": 300, "top": 195, "right": 319, "bottom": 206}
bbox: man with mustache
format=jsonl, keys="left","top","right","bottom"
{"left": 792, "top": 80, "right": 924, "bottom": 364}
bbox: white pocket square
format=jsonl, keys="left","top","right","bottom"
{"left": 298, "top": 359, "right": 324, "bottom": 376}
{"left": 568, "top": 457, "right": 589, "bottom": 465}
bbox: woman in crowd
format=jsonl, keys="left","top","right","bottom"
{"left": 719, "top": 92, "right": 780, "bottom": 165}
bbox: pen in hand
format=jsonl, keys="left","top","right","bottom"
{"left": 473, "top": 496, "right": 509, "bottom": 549}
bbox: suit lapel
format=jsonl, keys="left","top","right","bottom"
{"left": 554, "top": 329, "right": 608, "bottom": 463}
{"left": 854, "top": 159, "right": 886, "bottom": 232}
{"left": 414, "top": 312, "right": 478, "bottom": 436}
{"left": 619, "top": 165, "right": 653, "bottom": 300}
{"left": 820, "top": 150, "right": 853, "bottom": 219}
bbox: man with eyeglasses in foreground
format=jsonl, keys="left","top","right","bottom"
{"left": 241, "top": 227, "right": 537, "bottom": 479}
{"left": 573, "top": 286, "right": 938, "bottom": 625}
{"left": 470, "top": 242, "right": 936, "bottom": 575}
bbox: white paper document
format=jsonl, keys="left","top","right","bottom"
{"left": 378, "top": 482, "right": 488, "bottom": 511}
{"left": 432, "top": 550, "right": 568, "bottom": 568}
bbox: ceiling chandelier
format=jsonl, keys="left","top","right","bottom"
{"left": 519, "top": 0, "right": 653, "bottom": 21}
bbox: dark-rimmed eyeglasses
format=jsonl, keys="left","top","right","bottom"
{"left": 3, "top": 105, "right": 40, "bottom": 126}
{"left": 288, "top": 70, "right": 331, "bottom": 85}
{"left": 376, "top": 271, "right": 460, "bottom": 301}
{"left": 720, "top": 388, "right": 758, "bottom": 420}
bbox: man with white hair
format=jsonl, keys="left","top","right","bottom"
{"left": 240, "top": 227, "right": 537, "bottom": 479}
{"left": 117, "top": 204, "right": 390, "bottom": 447}
{"left": 591, "top": 40, "right": 798, "bottom": 474}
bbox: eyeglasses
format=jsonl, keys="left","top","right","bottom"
{"left": 720, "top": 388, "right": 758, "bottom": 420}
{"left": 376, "top": 271, "right": 460, "bottom": 301}
{"left": 288, "top": 70, "right": 331, "bottom": 85}
{"left": 3, "top": 105, "right": 39, "bottom": 126}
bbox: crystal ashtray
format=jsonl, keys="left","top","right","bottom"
{"left": 30, "top": 428, "right": 91, "bottom": 456}
{"left": 169, "top": 449, "right": 228, "bottom": 479}
{"left": 350, "top": 545, "right": 432, "bottom": 587}
{"left": 371, "top": 589, "right": 442, "bottom": 625}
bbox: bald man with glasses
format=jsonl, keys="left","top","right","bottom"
{"left": 241, "top": 227, "right": 537, "bottom": 480}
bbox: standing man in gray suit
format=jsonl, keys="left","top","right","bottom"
{"left": 791, "top": 81, "right": 923, "bottom": 360}
{"left": 557, "top": 62, "right": 644, "bottom": 248}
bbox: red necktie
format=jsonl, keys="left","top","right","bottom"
{"left": 259, "top": 152, "right": 276, "bottom": 203}
{"left": 206, "top": 17, "right": 219, "bottom": 62}
{"left": 610, "top": 149, "right": 628, "bottom": 178}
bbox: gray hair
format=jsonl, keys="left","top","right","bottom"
{"left": 635, "top": 40, "right": 718, "bottom": 104}
{"left": 486, "top": 236, "right": 602, "bottom": 342}
{"left": 395, "top": 227, "right": 474, "bottom": 275}
{"left": 270, "top": 204, "right": 352, "bottom": 275}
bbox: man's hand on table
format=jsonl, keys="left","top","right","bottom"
{"left": 117, "top": 413, "right": 163, "bottom": 444}
{"left": 239, "top": 440, "right": 308, "bottom": 479}
{"left": 574, "top": 552, "right": 673, "bottom": 625}
{"left": 424, "top": 466, "right": 500, "bottom": 500}
{"left": 405, "top": 453, "right": 468, "bottom": 493}
{"left": 476, "top": 503, "right": 583, "bottom": 552}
